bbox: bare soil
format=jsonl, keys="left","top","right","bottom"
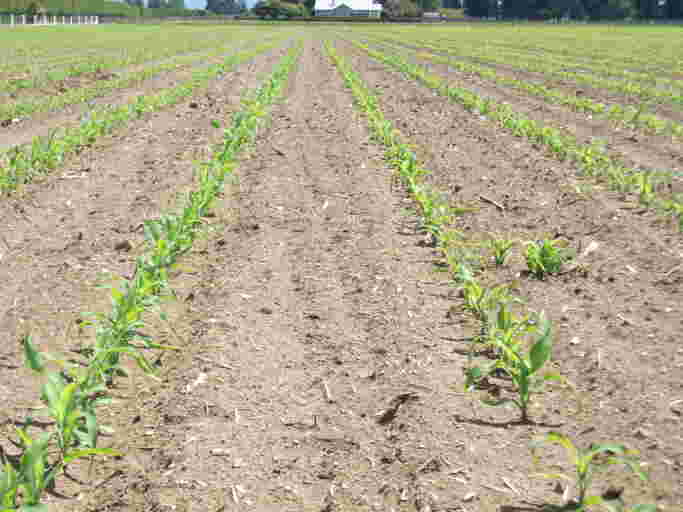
{"left": 381, "top": 45, "right": 683, "bottom": 200}
{"left": 1, "top": 36, "right": 681, "bottom": 512}
{"left": 0, "top": 44, "right": 261, "bottom": 151}
{"left": 392, "top": 40, "right": 683, "bottom": 123}
{"left": 0, "top": 46, "right": 286, "bottom": 505}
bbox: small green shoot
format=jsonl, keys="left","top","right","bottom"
{"left": 531, "top": 432, "right": 652, "bottom": 510}
{"left": 489, "top": 237, "right": 514, "bottom": 266}
{"left": 526, "top": 239, "right": 572, "bottom": 279}
{"left": 466, "top": 313, "right": 560, "bottom": 422}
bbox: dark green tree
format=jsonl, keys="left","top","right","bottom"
{"left": 634, "top": 0, "right": 658, "bottom": 17}
{"left": 206, "top": 0, "right": 241, "bottom": 13}
{"left": 666, "top": 0, "right": 683, "bottom": 17}
{"left": 465, "top": 0, "right": 496, "bottom": 16}
{"left": 502, "top": 0, "right": 536, "bottom": 17}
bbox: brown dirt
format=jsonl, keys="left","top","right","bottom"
{"left": 383, "top": 39, "right": 683, "bottom": 123}
{"left": 1, "top": 35, "right": 681, "bottom": 512}
{"left": 375, "top": 44, "right": 683, "bottom": 200}
{"left": 339, "top": 40, "right": 682, "bottom": 509}
{"left": 72, "top": 38, "right": 463, "bottom": 512}
{"left": 0, "top": 46, "right": 286, "bottom": 506}
{"left": 0, "top": 44, "right": 260, "bottom": 152}
{"left": 460, "top": 56, "right": 683, "bottom": 124}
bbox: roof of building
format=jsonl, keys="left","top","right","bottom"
{"left": 314, "top": 0, "right": 382, "bottom": 11}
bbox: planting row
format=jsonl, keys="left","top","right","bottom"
{"left": 363, "top": 37, "right": 683, "bottom": 140}
{"left": 0, "top": 36, "right": 294, "bottom": 195}
{"left": 326, "top": 39, "right": 661, "bottom": 512}
{"left": 350, "top": 41, "right": 683, "bottom": 233}
{"left": 0, "top": 26, "right": 270, "bottom": 81}
{"left": 328, "top": 40, "right": 676, "bottom": 512}
{"left": 351, "top": 24, "right": 683, "bottom": 85}
{"left": 0, "top": 29, "right": 257, "bottom": 95}
{"left": 0, "top": 42, "right": 301, "bottom": 511}
{"left": 352, "top": 28, "right": 683, "bottom": 111}
{"left": 0, "top": 34, "right": 277, "bottom": 126}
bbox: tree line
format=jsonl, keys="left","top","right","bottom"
{"left": 465, "top": 0, "right": 683, "bottom": 19}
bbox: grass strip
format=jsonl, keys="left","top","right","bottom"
{"left": 0, "top": 37, "right": 290, "bottom": 196}
{"left": 1, "top": 42, "right": 302, "bottom": 511}
{"left": 351, "top": 41, "right": 683, "bottom": 232}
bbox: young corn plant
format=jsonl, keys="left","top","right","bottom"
{"left": 531, "top": 432, "right": 654, "bottom": 512}
{"left": 466, "top": 313, "right": 560, "bottom": 422}
{"left": 4, "top": 44, "right": 303, "bottom": 510}
{"left": 353, "top": 41, "right": 683, "bottom": 231}
{"left": 23, "top": 337, "right": 120, "bottom": 459}
{"left": 0, "top": 461, "right": 19, "bottom": 511}
{"left": 489, "top": 237, "right": 515, "bottom": 266}
{"left": 526, "top": 239, "right": 572, "bottom": 279}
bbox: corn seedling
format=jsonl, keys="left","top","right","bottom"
{"left": 462, "top": 281, "right": 514, "bottom": 327}
{"left": 353, "top": 41, "right": 683, "bottom": 231}
{"left": 466, "top": 313, "right": 560, "bottom": 422}
{"left": 0, "top": 40, "right": 287, "bottom": 196}
{"left": 526, "top": 239, "right": 572, "bottom": 279}
{"left": 2, "top": 44, "right": 302, "bottom": 510}
{"left": 489, "top": 237, "right": 515, "bottom": 266}
{"left": 531, "top": 432, "right": 653, "bottom": 511}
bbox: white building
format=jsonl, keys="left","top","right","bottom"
{"left": 314, "top": 0, "right": 382, "bottom": 17}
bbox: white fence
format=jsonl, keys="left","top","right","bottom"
{"left": 0, "top": 15, "right": 99, "bottom": 26}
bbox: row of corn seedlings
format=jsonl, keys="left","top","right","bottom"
{"left": 0, "top": 26, "right": 274, "bottom": 93}
{"left": 362, "top": 32, "right": 683, "bottom": 107}
{"left": 364, "top": 37, "right": 683, "bottom": 139}
{"left": 0, "top": 37, "right": 291, "bottom": 197}
{"left": 350, "top": 41, "right": 683, "bottom": 233}
{"left": 0, "top": 28, "right": 268, "bottom": 93}
{"left": 0, "top": 34, "right": 279, "bottom": 125}
{"left": 325, "top": 41, "right": 655, "bottom": 512}
{"left": 0, "top": 43, "right": 301, "bottom": 512}
{"left": 350, "top": 25, "right": 682, "bottom": 90}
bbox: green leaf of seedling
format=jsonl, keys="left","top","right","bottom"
{"left": 584, "top": 496, "right": 605, "bottom": 506}
{"left": 144, "top": 342, "right": 181, "bottom": 351}
{"left": 529, "top": 318, "right": 553, "bottom": 373}
{"left": 19, "top": 505, "right": 49, "bottom": 512}
{"left": 543, "top": 432, "right": 580, "bottom": 467}
{"left": 584, "top": 443, "right": 628, "bottom": 462}
{"left": 0, "top": 463, "right": 19, "bottom": 508}
{"left": 630, "top": 506, "right": 657, "bottom": 512}
{"left": 63, "top": 448, "right": 121, "bottom": 465}
{"left": 211, "top": 120, "right": 220, "bottom": 129}
{"left": 22, "top": 336, "right": 45, "bottom": 374}
{"left": 19, "top": 431, "right": 52, "bottom": 504}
